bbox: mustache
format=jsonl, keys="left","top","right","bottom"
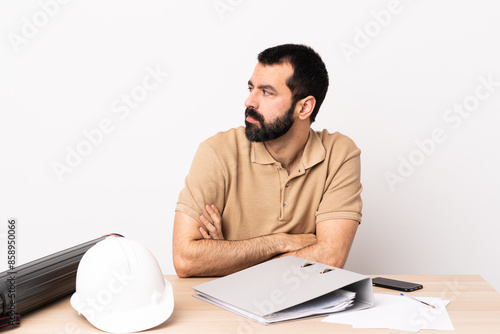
{"left": 245, "top": 108, "right": 264, "bottom": 124}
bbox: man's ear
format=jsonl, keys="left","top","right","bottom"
{"left": 297, "top": 96, "right": 316, "bottom": 121}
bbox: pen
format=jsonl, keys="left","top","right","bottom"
{"left": 400, "top": 293, "right": 435, "bottom": 308}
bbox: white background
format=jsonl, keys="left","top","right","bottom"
{"left": 1, "top": 0, "right": 499, "bottom": 292}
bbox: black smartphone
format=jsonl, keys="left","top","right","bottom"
{"left": 372, "top": 277, "right": 423, "bottom": 292}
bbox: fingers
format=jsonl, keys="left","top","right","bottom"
{"left": 199, "top": 226, "right": 211, "bottom": 239}
{"left": 199, "top": 214, "right": 218, "bottom": 238}
{"left": 206, "top": 204, "right": 223, "bottom": 237}
{"left": 198, "top": 204, "right": 224, "bottom": 240}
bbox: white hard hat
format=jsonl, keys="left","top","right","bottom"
{"left": 70, "top": 236, "right": 174, "bottom": 333}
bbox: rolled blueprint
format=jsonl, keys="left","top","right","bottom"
{"left": 0, "top": 233, "right": 123, "bottom": 328}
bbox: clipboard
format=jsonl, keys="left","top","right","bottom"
{"left": 192, "top": 256, "right": 374, "bottom": 325}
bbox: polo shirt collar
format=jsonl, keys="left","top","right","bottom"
{"left": 251, "top": 141, "right": 275, "bottom": 165}
{"left": 250, "top": 128, "right": 326, "bottom": 169}
{"left": 301, "top": 128, "right": 326, "bottom": 169}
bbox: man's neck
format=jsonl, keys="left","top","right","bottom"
{"left": 264, "top": 125, "right": 310, "bottom": 174}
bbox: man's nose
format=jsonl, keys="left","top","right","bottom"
{"left": 244, "top": 91, "right": 259, "bottom": 110}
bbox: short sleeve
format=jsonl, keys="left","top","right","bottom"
{"left": 316, "top": 138, "right": 363, "bottom": 224}
{"left": 175, "top": 142, "right": 226, "bottom": 224}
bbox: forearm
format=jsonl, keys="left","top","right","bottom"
{"left": 175, "top": 233, "right": 295, "bottom": 277}
{"left": 278, "top": 219, "right": 359, "bottom": 268}
{"left": 281, "top": 241, "right": 346, "bottom": 268}
{"left": 173, "top": 211, "right": 317, "bottom": 277}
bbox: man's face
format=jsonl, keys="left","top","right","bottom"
{"left": 244, "top": 63, "right": 296, "bottom": 142}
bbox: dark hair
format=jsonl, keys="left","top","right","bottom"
{"left": 257, "top": 44, "right": 329, "bottom": 123}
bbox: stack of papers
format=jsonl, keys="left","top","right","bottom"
{"left": 251, "top": 289, "right": 356, "bottom": 323}
{"left": 323, "top": 293, "right": 454, "bottom": 332}
{"left": 197, "top": 289, "right": 356, "bottom": 325}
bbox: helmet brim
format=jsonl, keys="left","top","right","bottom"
{"left": 71, "top": 277, "right": 174, "bottom": 333}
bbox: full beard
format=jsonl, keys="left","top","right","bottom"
{"left": 244, "top": 103, "right": 296, "bottom": 142}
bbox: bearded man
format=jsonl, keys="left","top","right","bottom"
{"left": 173, "top": 44, "right": 363, "bottom": 277}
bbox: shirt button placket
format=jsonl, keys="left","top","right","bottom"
{"left": 276, "top": 165, "right": 289, "bottom": 220}
{"left": 282, "top": 178, "right": 290, "bottom": 220}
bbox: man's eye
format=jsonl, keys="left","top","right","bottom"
{"left": 263, "top": 90, "right": 272, "bottom": 96}
{"left": 248, "top": 87, "right": 253, "bottom": 92}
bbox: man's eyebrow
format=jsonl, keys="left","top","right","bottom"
{"left": 247, "top": 80, "right": 278, "bottom": 93}
{"left": 258, "top": 84, "right": 277, "bottom": 93}
{"left": 248, "top": 80, "right": 278, "bottom": 93}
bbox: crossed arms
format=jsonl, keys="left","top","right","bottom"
{"left": 172, "top": 204, "right": 359, "bottom": 278}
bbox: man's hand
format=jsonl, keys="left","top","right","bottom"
{"left": 284, "top": 233, "right": 317, "bottom": 253}
{"left": 198, "top": 204, "right": 224, "bottom": 240}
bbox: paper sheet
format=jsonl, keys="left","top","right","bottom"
{"left": 323, "top": 294, "right": 454, "bottom": 332}
{"left": 265, "top": 289, "right": 356, "bottom": 323}
{"left": 196, "top": 289, "right": 357, "bottom": 325}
